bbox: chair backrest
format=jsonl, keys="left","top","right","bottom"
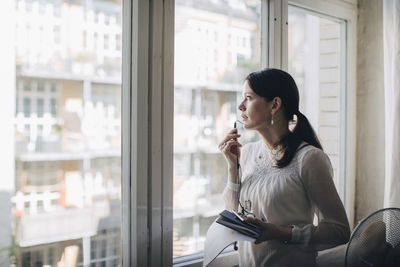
{"left": 345, "top": 207, "right": 400, "bottom": 267}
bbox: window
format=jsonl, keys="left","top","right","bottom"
{"left": 83, "top": 30, "right": 87, "bottom": 48}
{"left": 53, "top": 3, "right": 61, "bottom": 17}
{"left": 1, "top": 0, "right": 356, "bottom": 266}
{"left": 37, "top": 82, "right": 44, "bottom": 92}
{"left": 23, "top": 80, "right": 31, "bottom": 91}
{"left": 39, "top": 3, "right": 46, "bottom": 15}
{"left": 25, "top": 1, "right": 32, "bottom": 12}
{"left": 288, "top": 4, "right": 348, "bottom": 200}
{"left": 173, "top": 0, "right": 261, "bottom": 259}
{"left": 123, "top": 0, "right": 355, "bottom": 265}
{"left": 104, "top": 34, "right": 109, "bottom": 50}
{"left": 16, "top": 79, "right": 60, "bottom": 135}
{"left": 23, "top": 98, "right": 31, "bottom": 117}
{"left": 50, "top": 98, "right": 57, "bottom": 116}
{"left": 94, "top": 33, "right": 98, "bottom": 50}
{"left": 53, "top": 25, "right": 61, "bottom": 44}
{"left": 116, "top": 34, "right": 121, "bottom": 51}
{"left": 4, "top": 0, "right": 122, "bottom": 266}
{"left": 36, "top": 98, "right": 44, "bottom": 117}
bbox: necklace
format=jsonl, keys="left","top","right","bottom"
{"left": 266, "top": 143, "right": 282, "bottom": 151}
{"left": 258, "top": 141, "right": 284, "bottom": 162}
{"left": 264, "top": 130, "right": 290, "bottom": 150}
{"left": 268, "top": 146, "right": 284, "bottom": 161}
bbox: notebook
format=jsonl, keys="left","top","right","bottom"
{"left": 216, "top": 210, "right": 262, "bottom": 239}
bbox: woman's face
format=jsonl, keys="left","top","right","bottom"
{"left": 238, "top": 80, "right": 272, "bottom": 130}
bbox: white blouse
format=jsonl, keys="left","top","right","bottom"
{"left": 223, "top": 140, "right": 350, "bottom": 267}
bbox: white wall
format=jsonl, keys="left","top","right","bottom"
{"left": 355, "top": 0, "right": 385, "bottom": 223}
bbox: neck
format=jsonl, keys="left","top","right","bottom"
{"left": 257, "top": 123, "right": 290, "bottom": 150}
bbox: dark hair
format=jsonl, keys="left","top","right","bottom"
{"left": 246, "top": 68, "right": 322, "bottom": 168}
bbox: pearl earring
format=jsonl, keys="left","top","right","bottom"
{"left": 271, "top": 115, "right": 274, "bottom": 125}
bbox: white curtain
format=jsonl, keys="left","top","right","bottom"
{"left": 383, "top": 0, "right": 400, "bottom": 208}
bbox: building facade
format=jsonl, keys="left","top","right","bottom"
{"left": 13, "top": 0, "right": 122, "bottom": 266}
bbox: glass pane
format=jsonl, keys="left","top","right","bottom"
{"left": 174, "top": 0, "right": 261, "bottom": 258}
{"left": 288, "top": 7, "right": 344, "bottom": 188}
{"left": 4, "top": 0, "right": 122, "bottom": 266}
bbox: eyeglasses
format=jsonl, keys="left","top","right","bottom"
{"left": 234, "top": 120, "right": 256, "bottom": 217}
{"left": 237, "top": 163, "right": 256, "bottom": 217}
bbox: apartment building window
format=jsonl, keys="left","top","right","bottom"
{"left": 53, "top": 25, "right": 61, "bottom": 44}
{"left": 115, "top": 34, "right": 121, "bottom": 51}
{"left": 48, "top": 247, "right": 55, "bottom": 266}
{"left": 36, "top": 98, "right": 44, "bottom": 117}
{"left": 23, "top": 80, "right": 31, "bottom": 91}
{"left": 53, "top": 3, "right": 61, "bottom": 17}
{"left": 17, "top": 79, "right": 59, "bottom": 119}
{"left": 23, "top": 98, "right": 31, "bottom": 117}
{"left": 83, "top": 30, "right": 87, "bottom": 48}
{"left": 104, "top": 34, "right": 109, "bottom": 50}
{"left": 104, "top": 15, "right": 110, "bottom": 25}
{"left": 25, "top": 1, "right": 32, "bottom": 12}
{"left": 94, "top": 32, "right": 98, "bottom": 50}
{"left": 51, "top": 83, "right": 57, "bottom": 92}
{"left": 39, "top": 2, "right": 45, "bottom": 14}
{"left": 50, "top": 98, "right": 57, "bottom": 116}
{"left": 37, "top": 82, "right": 44, "bottom": 92}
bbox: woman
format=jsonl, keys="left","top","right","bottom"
{"left": 219, "top": 69, "right": 350, "bottom": 266}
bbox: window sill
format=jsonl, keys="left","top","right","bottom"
{"left": 173, "top": 249, "right": 238, "bottom": 267}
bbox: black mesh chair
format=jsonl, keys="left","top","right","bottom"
{"left": 345, "top": 207, "right": 400, "bottom": 267}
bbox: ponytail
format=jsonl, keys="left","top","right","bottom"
{"left": 293, "top": 111, "right": 322, "bottom": 149}
{"left": 276, "top": 111, "right": 322, "bottom": 168}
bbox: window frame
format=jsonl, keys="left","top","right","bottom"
{"left": 122, "top": 0, "right": 174, "bottom": 266}
{"left": 122, "top": 0, "right": 356, "bottom": 266}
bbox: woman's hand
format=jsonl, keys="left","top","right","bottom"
{"left": 245, "top": 217, "right": 292, "bottom": 244}
{"left": 218, "top": 128, "right": 242, "bottom": 168}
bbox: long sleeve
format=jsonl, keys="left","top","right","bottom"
{"left": 291, "top": 148, "right": 350, "bottom": 251}
{"left": 222, "top": 143, "right": 251, "bottom": 212}
{"left": 222, "top": 180, "right": 239, "bottom": 211}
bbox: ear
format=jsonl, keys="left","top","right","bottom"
{"left": 271, "top": 97, "right": 282, "bottom": 114}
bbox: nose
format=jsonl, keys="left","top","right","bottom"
{"left": 238, "top": 100, "right": 246, "bottom": 111}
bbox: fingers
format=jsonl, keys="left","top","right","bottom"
{"left": 218, "top": 132, "right": 241, "bottom": 148}
{"left": 244, "top": 218, "right": 265, "bottom": 245}
{"left": 219, "top": 140, "right": 242, "bottom": 156}
{"left": 219, "top": 139, "right": 242, "bottom": 152}
{"left": 229, "top": 128, "right": 238, "bottom": 134}
{"left": 244, "top": 217, "right": 262, "bottom": 226}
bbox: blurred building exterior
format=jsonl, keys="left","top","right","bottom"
{"left": 173, "top": 0, "right": 261, "bottom": 257}
{"left": 12, "top": 0, "right": 122, "bottom": 266}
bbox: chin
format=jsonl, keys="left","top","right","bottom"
{"left": 243, "top": 123, "right": 253, "bottom": 130}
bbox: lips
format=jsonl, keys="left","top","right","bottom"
{"left": 241, "top": 114, "right": 248, "bottom": 120}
